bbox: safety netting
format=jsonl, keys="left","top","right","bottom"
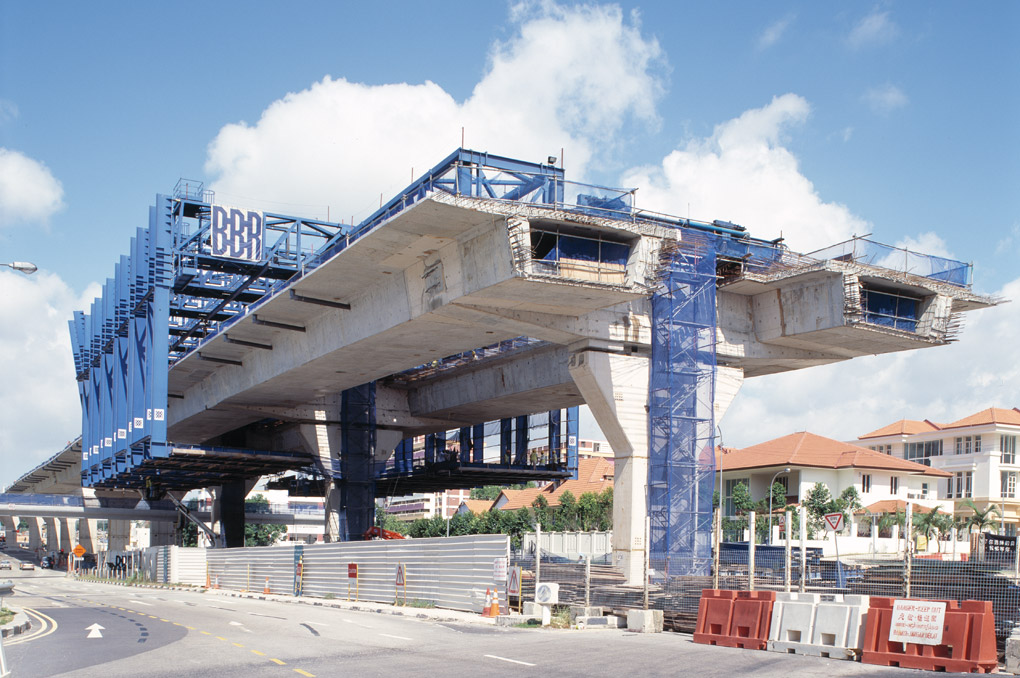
{"left": 648, "top": 233, "right": 717, "bottom": 576}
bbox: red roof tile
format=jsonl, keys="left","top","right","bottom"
{"left": 856, "top": 499, "right": 936, "bottom": 515}
{"left": 942, "top": 407, "right": 1020, "bottom": 430}
{"left": 496, "top": 457, "right": 614, "bottom": 511}
{"left": 716, "top": 431, "right": 950, "bottom": 478}
{"left": 858, "top": 419, "right": 942, "bottom": 440}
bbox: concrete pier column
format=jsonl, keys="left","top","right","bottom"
{"left": 77, "top": 519, "right": 100, "bottom": 553}
{"left": 43, "top": 517, "right": 59, "bottom": 552}
{"left": 27, "top": 517, "right": 43, "bottom": 552}
{"left": 108, "top": 519, "right": 131, "bottom": 552}
{"left": 59, "top": 518, "right": 73, "bottom": 552}
{"left": 211, "top": 482, "right": 247, "bottom": 548}
{"left": 0, "top": 515, "right": 16, "bottom": 544}
{"left": 148, "top": 520, "right": 176, "bottom": 547}
{"left": 569, "top": 349, "right": 650, "bottom": 584}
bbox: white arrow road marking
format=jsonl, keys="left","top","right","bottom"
{"left": 229, "top": 621, "right": 253, "bottom": 633}
{"left": 86, "top": 623, "right": 105, "bottom": 639}
{"left": 129, "top": 599, "right": 153, "bottom": 606}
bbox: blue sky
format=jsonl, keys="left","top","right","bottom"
{"left": 1, "top": 2, "right": 1018, "bottom": 488}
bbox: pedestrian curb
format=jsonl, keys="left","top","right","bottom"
{"left": 1, "top": 609, "right": 30, "bottom": 638}
{"left": 205, "top": 588, "right": 496, "bottom": 625}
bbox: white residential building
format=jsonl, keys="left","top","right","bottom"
{"left": 857, "top": 407, "right": 1020, "bottom": 535}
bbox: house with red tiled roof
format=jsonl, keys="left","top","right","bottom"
{"left": 456, "top": 499, "right": 496, "bottom": 515}
{"left": 492, "top": 457, "right": 614, "bottom": 511}
{"left": 855, "top": 406, "right": 1020, "bottom": 535}
{"left": 717, "top": 431, "right": 951, "bottom": 523}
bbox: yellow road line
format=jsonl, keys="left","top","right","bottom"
{"left": 293, "top": 670, "right": 315, "bottom": 677}
{"left": 173, "top": 622, "right": 185, "bottom": 627}
{"left": 232, "top": 642, "right": 245, "bottom": 648}
{"left": 200, "top": 631, "right": 212, "bottom": 635}
{"left": 251, "top": 650, "right": 266, "bottom": 656}
{"left": 215, "top": 636, "right": 228, "bottom": 641}
{"left": 5, "top": 607, "right": 58, "bottom": 645}
{"left": 186, "top": 626, "right": 197, "bottom": 630}
{"left": 270, "top": 658, "right": 287, "bottom": 665}
{"left": 160, "top": 618, "right": 170, "bottom": 622}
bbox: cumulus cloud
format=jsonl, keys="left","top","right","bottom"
{"left": 758, "top": 15, "right": 794, "bottom": 50}
{"left": 0, "top": 100, "right": 17, "bottom": 124}
{"left": 621, "top": 94, "right": 869, "bottom": 253}
{"left": 847, "top": 10, "right": 899, "bottom": 49}
{"left": 0, "top": 148, "right": 65, "bottom": 226}
{"left": 205, "top": 2, "right": 664, "bottom": 222}
{"left": 864, "top": 84, "right": 908, "bottom": 114}
{"left": 0, "top": 271, "right": 100, "bottom": 489}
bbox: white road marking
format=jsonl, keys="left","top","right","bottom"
{"left": 342, "top": 618, "right": 373, "bottom": 628}
{"left": 485, "top": 655, "right": 536, "bottom": 667}
{"left": 130, "top": 599, "right": 153, "bottom": 606}
{"left": 86, "top": 623, "right": 105, "bottom": 639}
{"left": 379, "top": 633, "right": 413, "bottom": 641}
{"left": 229, "top": 621, "right": 253, "bottom": 633}
{"left": 303, "top": 621, "right": 330, "bottom": 626}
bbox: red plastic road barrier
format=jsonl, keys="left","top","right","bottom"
{"left": 693, "top": 589, "right": 776, "bottom": 650}
{"left": 861, "top": 597, "right": 998, "bottom": 673}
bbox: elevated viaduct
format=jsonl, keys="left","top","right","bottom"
{"left": 8, "top": 149, "right": 993, "bottom": 582}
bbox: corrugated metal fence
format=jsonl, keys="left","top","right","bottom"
{"left": 198, "top": 535, "right": 508, "bottom": 613}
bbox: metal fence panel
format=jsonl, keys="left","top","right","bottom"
{"left": 300, "top": 535, "right": 509, "bottom": 612}
{"left": 207, "top": 544, "right": 297, "bottom": 594}
{"left": 170, "top": 546, "right": 207, "bottom": 586}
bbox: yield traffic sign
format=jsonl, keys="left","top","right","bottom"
{"left": 823, "top": 512, "right": 845, "bottom": 531}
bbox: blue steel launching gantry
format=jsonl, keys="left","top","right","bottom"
{"left": 69, "top": 148, "right": 991, "bottom": 567}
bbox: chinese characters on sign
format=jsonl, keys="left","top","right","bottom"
{"left": 889, "top": 600, "right": 946, "bottom": 646}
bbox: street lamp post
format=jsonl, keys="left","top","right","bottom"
{"left": 2, "top": 261, "right": 38, "bottom": 274}
{"left": 768, "top": 467, "right": 792, "bottom": 545}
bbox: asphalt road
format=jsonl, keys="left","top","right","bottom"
{"left": 2, "top": 564, "right": 965, "bottom": 678}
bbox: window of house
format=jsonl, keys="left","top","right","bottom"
{"left": 966, "top": 471, "right": 973, "bottom": 497}
{"left": 905, "top": 440, "right": 942, "bottom": 466}
{"left": 1002, "top": 472, "right": 1017, "bottom": 499}
{"left": 723, "top": 478, "right": 748, "bottom": 517}
{"left": 1003, "top": 435, "right": 1017, "bottom": 465}
{"left": 890, "top": 476, "right": 899, "bottom": 495}
{"left": 861, "top": 474, "right": 872, "bottom": 494}
{"left": 955, "top": 436, "right": 976, "bottom": 455}
{"left": 975, "top": 436, "right": 982, "bottom": 454}
{"left": 955, "top": 471, "right": 973, "bottom": 498}
{"left": 921, "top": 482, "right": 929, "bottom": 498}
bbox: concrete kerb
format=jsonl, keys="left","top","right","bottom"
{"left": 1, "top": 608, "right": 30, "bottom": 638}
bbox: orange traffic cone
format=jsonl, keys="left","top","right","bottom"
{"left": 489, "top": 586, "right": 501, "bottom": 617}
{"left": 264, "top": 577, "right": 271, "bottom": 594}
{"left": 482, "top": 588, "right": 493, "bottom": 617}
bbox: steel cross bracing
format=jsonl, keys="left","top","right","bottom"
{"left": 648, "top": 235, "right": 718, "bottom": 577}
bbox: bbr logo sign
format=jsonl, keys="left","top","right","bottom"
{"left": 211, "top": 205, "right": 263, "bottom": 261}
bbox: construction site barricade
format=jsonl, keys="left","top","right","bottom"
{"left": 693, "top": 589, "right": 775, "bottom": 650}
{"left": 767, "top": 592, "right": 869, "bottom": 660}
{"left": 861, "top": 597, "right": 998, "bottom": 674}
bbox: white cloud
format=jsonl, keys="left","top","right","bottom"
{"left": 894, "top": 232, "right": 953, "bottom": 259}
{"left": 0, "top": 100, "right": 17, "bottom": 124}
{"left": 205, "top": 3, "right": 664, "bottom": 221}
{"left": 758, "top": 15, "right": 794, "bottom": 50}
{"left": 721, "top": 276, "right": 1020, "bottom": 449}
{"left": 847, "top": 10, "right": 899, "bottom": 49}
{"left": 0, "top": 271, "right": 100, "bottom": 489}
{"left": 621, "top": 94, "right": 870, "bottom": 253}
{"left": 0, "top": 148, "right": 65, "bottom": 226}
{"left": 864, "top": 84, "right": 908, "bottom": 114}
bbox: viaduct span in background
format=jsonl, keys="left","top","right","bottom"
{"left": 55, "top": 148, "right": 992, "bottom": 583}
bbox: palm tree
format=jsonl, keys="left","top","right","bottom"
{"left": 960, "top": 498, "right": 1002, "bottom": 534}
{"left": 914, "top": 507, "right": 947, "bottom": 552}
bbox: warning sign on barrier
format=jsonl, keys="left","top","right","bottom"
{"left": 889, "top": 600, "right": 946, "bottom": 645}
{"left": 396, "top": 563, "right": 406, "bottom": 587}
{"left": 507, "top": 567, "right": 521, "bottom": 596}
